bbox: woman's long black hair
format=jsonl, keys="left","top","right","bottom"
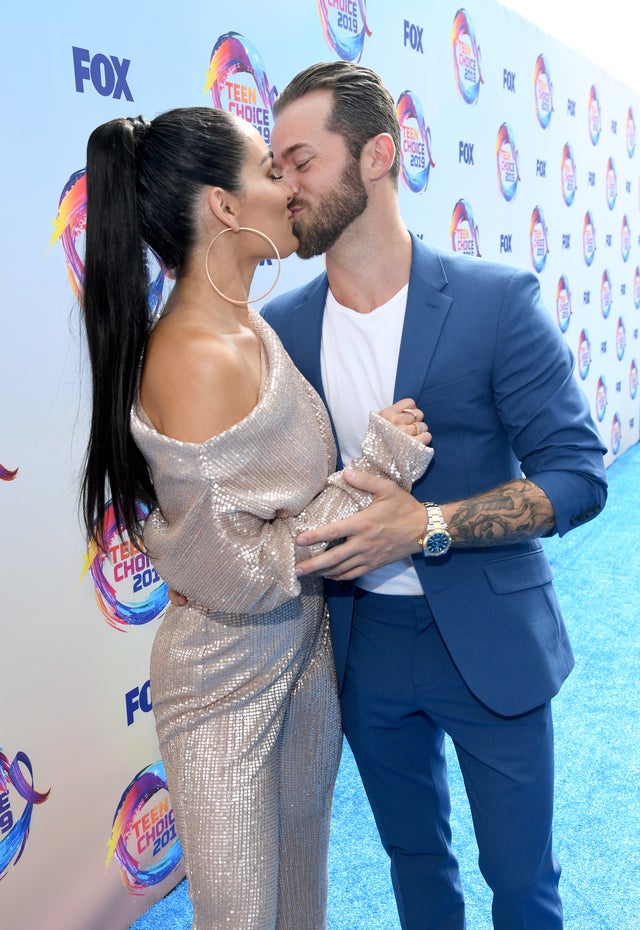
{"left": 81, "top": 107, "right": 245, "bottom": 550}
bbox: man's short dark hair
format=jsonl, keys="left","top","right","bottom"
{"left": 274, "top": 61, "right": 401, "bottom": 183}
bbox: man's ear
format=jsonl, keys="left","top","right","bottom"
{"left": 206, "top": 187, "right": 240, "bottom": 232}
{"left": 362, "top": 133, "right": 396, "bottom": 181}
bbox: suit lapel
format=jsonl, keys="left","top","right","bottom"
{"left": 289, "top": 275, "right": 329, "bottom": 405}
{"left": 394, "top": 234, "right": 453, "bottom": 402}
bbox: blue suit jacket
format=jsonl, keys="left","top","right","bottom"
{"left": 263, "top": 234, "right": 608, "bottom": 716}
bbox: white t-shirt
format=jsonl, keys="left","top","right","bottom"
{"left": 320, "top": 285, "right": 424, "bottom": 594}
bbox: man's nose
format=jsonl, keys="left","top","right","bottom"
{"left": 278, "top": 165, "right": 298, "bottom": 194}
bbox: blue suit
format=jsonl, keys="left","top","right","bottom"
{"left": 263, "top": 234, "right": 607, "bottom": 929}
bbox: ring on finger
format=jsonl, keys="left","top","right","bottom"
{"left": 402, "top": 407, "right": 419, "bottom": 421}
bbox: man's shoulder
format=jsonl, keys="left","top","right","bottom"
{"left": 419, "top": 240, "right": 529, "bottom": 285}
{"left": 262, "top": 271, "right": 328, "bottom": 323}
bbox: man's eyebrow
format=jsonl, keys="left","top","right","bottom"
{"left": 278, "top": 142, "right": 314, "bottom": 159}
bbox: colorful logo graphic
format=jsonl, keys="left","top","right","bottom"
{"left": 582, "top": 210, "right": 596, "bottom": 266}
{"left": 621, "top": 215, "right": 631, "bottom": 262}
{"left": 0, "top": 464, "right": 18, "bottom": 482}
{"left": 51, "top": 169, "right": 168, "bottom": 312}
{"left": 595, "top": 375, "right": 608, "bottom": 422}
{"left": 627, "top": 106, "right": 636, "bottom": 158}
{"left": 616, "top": 316, "right": 627, "bottom": 361}
{"left": 496, "top": 124, "right": 520, "bottom": 201}
{"left": 634, "top": 267, "right": 640, "bottom": 308}
{"left": 317, "top": 0, "right": 372, "bottom": 61}
{"left": 81, "top": 501, "right": 167, "bottom": 631}
{"left": 396, "top": 91, "right": 435, "bottom": 194}
{"left": 1, "top": 748, "right": 50, "bottom": 879}
{"left": 600, "top": 269, "right": 612, "bottom": 319}
{"left": 606, "top": 157, "right": 617, "bottom": 210}
{"left": 450, "top": 199, "right": 481, "bottom": 256}
{"left": 50, "top": 169, "right": 86, "bottom": 300}
{"left": 451, "top": 9, "right": 483, "bottom": 105}
{"left": 106, "top": 761, "right": 181, "bottom": 895}
{"left": 204, "top": 33, "right": 277, "bottom": 145}
{"left": 577, "top": 328, "right": 592, "bottom": 380}
{"left": 560, "top": 143, "right": 577, "bottom": 206}
{"left": 588, "top": 85, "right": 601, "bottom": 145}
{"left": 529, "top": 206, "right": 549, "bottom": 273}
{"left": 534, "top": 54, "right": 553, "bottom": 129}
{"left": 556, "top": 275, "right": 572, "bottom": 333}
{"left": 611, "top": 412, "right": 622, "bottom": 456}
{"left": 630, "top": 359, "right": 638, "bottom": 400}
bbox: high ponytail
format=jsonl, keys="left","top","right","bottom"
{"left": 80, "top": 107, "right": 247, "bottom": 551}
{"left": 82, "top": 117, "right": 156, "bottom": 550}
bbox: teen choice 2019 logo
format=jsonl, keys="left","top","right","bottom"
{"left": 0, "top": 464, "right": 18, "bottom": 481}
{"left": 577, "top": 328, "right": 592, "bottom": 380}
{"left": 630, "top": 359, "right": 638, "bottom": 400}
{"left": 0, "top": 748, "right": 50, "bottom": 879}
{"left": 106, "top": 761, "right": 182, "bottom": 895}
{"left": 616, "top": 317, "right": 627, "bottom": 361}
{"left": 529, "top": 206, "right": 549, "bottom": 273}
{"left": 81, "top": 501, "right": 168, "bottom": 632}
{"left": 556, "top": 275, "right": 572, "bottom": 334}
{"left": 396, "top": 91, "right": 435, "bottom": 194}
{"left": 496, "top": 124, "right": 519, "bottom": 201}
{"left": 595, "top": 375, "right": 608, "bottom": 422}
{"left": 450, "top": 199, "right": 481, "bottom": 256}
{"left": 534, "top": 54, "right": 553, "bottom": 129}
{"left": 451, "top": 9, "right": 483, "bottom": 105}
{"left": 610, "top": 412, "right": 622, "bottom": 456}
{"left": 627, "top": 106, "right": 636, "bottom": 158}
{"left": 634, "top": 267, "right": 640, "bottom": 308}
{"left": 50, "top": 169, "right": 168, "bottom": 313}
{"left": 600, "top": 269, "right": 612, "bottom": 319}
{"left": 560, "top": 143, "right": 577, "bottom": 206}
{"left": 317, "top": 0, "right": 372, "bottom": 62}
{"left": 606, "top": 157, "right": 617, "bottom": 210}
{"left": 204, "top": 33, "right": 277, "bottom": 144}
{"left": 621, "top": 215, "right": 631, "bottom": 262}
{"left": 588, "top": 85, "right": 601, "bottom": 145}
{"left": 582, "top": 210, "right": 596, "bottom": 266}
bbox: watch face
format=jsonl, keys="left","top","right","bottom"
{"left": 426, "top": 531, "right": 450, "bottom": 555}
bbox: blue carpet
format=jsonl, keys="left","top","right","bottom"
{"left": 129, "top": 443, "right": 640, "bottom": 929}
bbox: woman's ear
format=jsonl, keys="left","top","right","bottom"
{"left": 363, "top": 133, "right": 396, "bottom": 181}
{"left": 206, "top": 187, "right": 240, "bottom": 232}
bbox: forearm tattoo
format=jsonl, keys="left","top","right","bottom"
{"left": 448, "top": 479, "right": 556, "bottom": 546}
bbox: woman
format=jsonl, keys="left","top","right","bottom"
{"left": 81, "top": 106, "right": 431, "bottom": 930}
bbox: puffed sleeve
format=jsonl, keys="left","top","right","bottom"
{"left": 142, "top": 412, "right": 431, "bottom": 616}
{"left": 287, "top": 411, "right": 432, "bottom": 561}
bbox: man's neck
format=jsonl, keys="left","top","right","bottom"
{"left": 324, "top": 214, "right": 412, "bottom": 314}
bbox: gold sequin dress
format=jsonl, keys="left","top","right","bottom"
{"left": 130, "top": 311, "right": 430, "bottom": 930}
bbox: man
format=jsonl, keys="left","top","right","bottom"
{"left": 262, "top": 61, "right": 608, "bottom": 930}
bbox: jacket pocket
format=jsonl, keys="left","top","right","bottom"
{"left": 483, "top": 548, "right": 553, "bottom": 594}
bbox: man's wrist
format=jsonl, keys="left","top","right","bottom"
{"left": 418, "top": 502, "right": 452, "bottom": 557}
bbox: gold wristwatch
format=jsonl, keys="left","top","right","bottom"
{"left": 418, "top": 502, "right": 451, "bottom": 557}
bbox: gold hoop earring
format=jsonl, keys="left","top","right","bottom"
{"left": 204, "top": 226, "right": 281, "bottom": 306}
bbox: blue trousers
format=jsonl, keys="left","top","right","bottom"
{"left": 340, "top": 589, "right": 563, "bottom": 930}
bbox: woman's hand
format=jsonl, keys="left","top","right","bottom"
{"left": 379, "top": 398, "right": 432, "bottom": 444}
{"left": 167, "top": 588, "right": 188, "bottom": 607}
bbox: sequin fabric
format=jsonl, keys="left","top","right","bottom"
{"left": 130, "top": 311, "right": 431, "bottom": 930}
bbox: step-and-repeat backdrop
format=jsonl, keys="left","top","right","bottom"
{"left": 2, "top": 2, "right": 638, "bottom": 928}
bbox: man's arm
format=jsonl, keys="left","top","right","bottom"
{"left": 293, "top": 469, "right": 556, "bottom": 580}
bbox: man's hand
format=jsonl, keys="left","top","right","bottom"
{"left": 294, "top": 469, "right": 427, "bottom": 580}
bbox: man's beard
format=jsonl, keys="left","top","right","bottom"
{"left": 293, "top": 156, "right": 368, "bottom": 259}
